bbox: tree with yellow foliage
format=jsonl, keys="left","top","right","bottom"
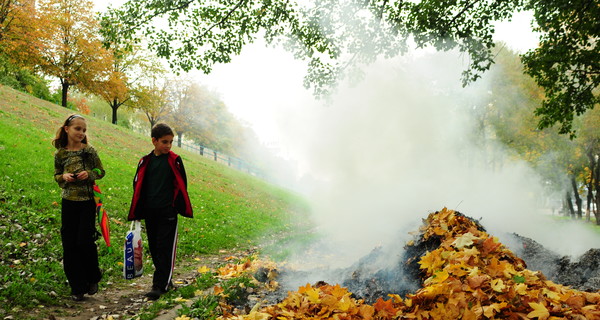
{"left": 128, "top": 78, "right": 172, "bottom": 130}
{"left": 89, "top": 42, "right": 164, "bottom": 125}
{"left": 487, "top": 47, "right": 598, "bottom": 220}
{"left": 34, "top": 0, "right": 113, "bottom": 107}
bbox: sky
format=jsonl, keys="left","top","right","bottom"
{"left": 89, "top": 2, "right": 600, "bottom": 271}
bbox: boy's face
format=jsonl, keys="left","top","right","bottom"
{"left": 152, "top": 135, "right": 174, "bottom": 155}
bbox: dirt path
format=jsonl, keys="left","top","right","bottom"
{"left": 34, "top": 252, "right": 244, "bottom": 320}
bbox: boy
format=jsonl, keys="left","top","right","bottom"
{"left": 128, "top": 123, "right": 193, "bottom": 300}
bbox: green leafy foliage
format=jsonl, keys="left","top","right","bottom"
{"left": 0, "top": 54, "right": 52, "bottom": 101}
{"left": 522, "top": 0, "right": 600, "bottom": 137}
{"left": 182, "top": 294, "right": 220, "bottom": 320}
{"left": 196, "top": 271, "right": 219, "bottom": 290}
{"left": 102, "top": 0, "right": 599, "bottom": 137}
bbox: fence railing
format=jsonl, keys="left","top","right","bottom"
{"left": 178, "top": 141, "right": 264, "bottom": 178}
{"left": 91, "top": 113, "right": 265, "bottom": 179}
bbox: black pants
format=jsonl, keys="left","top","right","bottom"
{"left": 61, "top": 199, "right": 102, "bottom": 295}
{"left": 144, "top": 206, "right": 178, "bottom": 291}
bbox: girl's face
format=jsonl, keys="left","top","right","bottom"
{"left": 152, "top": 134, "right": 174, "bottom": 155}
{"left": 64, "top": 118, "right": 87, "bottom": 144}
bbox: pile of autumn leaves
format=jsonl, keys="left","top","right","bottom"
{"left": 217, "top": 208, "right": 600, "bottom": 320}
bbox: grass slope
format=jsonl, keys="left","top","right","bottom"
{"left": 0, "top": 85, "right": 312, "bottom": 317}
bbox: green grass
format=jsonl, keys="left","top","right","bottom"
{"left": 0, "top": 85, "right": 314, "bottom": 318}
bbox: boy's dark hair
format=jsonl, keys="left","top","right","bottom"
{"left": 151, "top": 123, "right": 174, "bottom": 139}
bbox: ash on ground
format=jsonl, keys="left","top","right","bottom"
{"left": 509, "top": 233, "right": 600, "bottom": 292}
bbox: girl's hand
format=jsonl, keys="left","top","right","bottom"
{"left": 75, "top": 171, "right": 89, "bottom": 180}
{"left": 63, "top": 173, "right": 76, "bottom": 183}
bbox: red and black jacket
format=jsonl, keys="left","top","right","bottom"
{"left": 128, "top": 150, "right": 193, "bottom": 220}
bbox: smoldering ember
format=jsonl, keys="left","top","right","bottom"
{"left": 222, "top": 208, "right": 600, "bottom": 319}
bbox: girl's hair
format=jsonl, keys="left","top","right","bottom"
{"left": 52, "top": 114, "right": 87, "bottom": 149}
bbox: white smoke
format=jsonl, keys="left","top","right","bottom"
{"left": 267, "top": 50, "right": 599, "bottom": 276}
{"left": 195, "top": 41, "right": 599, "bottom": 282}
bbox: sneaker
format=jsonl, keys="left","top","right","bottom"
{"left": 88, "top": 282, "right": 98, "bottom": 295}
{"left": 144, "top": 288, "right": 163, "bottom": 300}
{"left": 71, "top": 293, "right": 85, "bottom": 301}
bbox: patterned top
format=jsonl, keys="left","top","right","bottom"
{"left": 54, "top": 145, "right": 105, "bottom": 201}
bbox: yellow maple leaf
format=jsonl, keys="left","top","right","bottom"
{"left": 502, "top": 262, "right": 518, "bottom": 278}
{"left": 514, "top": 283, "right": 528, "bottom": 295}
{"left": 452, "top": 232, "right": 478, "bottom": 249}
{"left": 329, "top": 284, "right": 349, "bottom": 299}
{"left": 468, "top": 266, "right": 480, "bottom": 277}
{"left": 424, "top": 270, "right": 449, "bottom": 285}
{"left": 419, "top": 250, "right": 445, "bottom": 274}
{"left": 491, "top": 279, "right": 506, "bottom": 292}
{"left": 543, "top": 288, "right": 560, "bottom": 301}
{"left": 527, "top": 302, "right": 550, "bottom": 319}
{"left": 483, "top": 302, "right": 506, "bottom": 318}
{"left": 419, "top": 283, "right": 448, "bottom": 299}
{"left": 304, "top": 287, "right": 320, "bottom": 303}
{"left": 336, "top": 296, "right": 353, "bottom": 312}
{"left": 197, "top": 265, "right": 211, "bottom": 273}
{"left": 297, "top": 283, "right": 312, "bottom": 294}
{"left": 446, "top": 263, "right": 469, "bottom": 277}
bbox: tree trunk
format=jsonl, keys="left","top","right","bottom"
{"left": 177, "top": 132, "right": 183, "bottom": 148}
{"left": 586, "top": 183, "right": 593, "bottom": 222}
{"left": 571, "top": 176, "right": 583, "bottom": 219}
{"left": 594, "top": 157, "right": 600, "bottom": 225}
{"left": 588, "top": 150, "right": 600, "bottom": 225}
{"left": 565, "top": 191, "right": 575, "bottom": 218}
{"left": 111, "top": 98, "right": 119, "bottom": 124}
{"left": 61, "top": 81, "right": 69, "bottom": 108}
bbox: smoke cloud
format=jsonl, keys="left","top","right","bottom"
{"left": 260, "top": 50, "right": 600, "bottom": 279}
{"left": 197, "top": 41, "right": 598, "bottom": 287}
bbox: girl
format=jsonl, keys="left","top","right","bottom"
{"left": 52, "top": 114, "right": 105, "bottom": 301}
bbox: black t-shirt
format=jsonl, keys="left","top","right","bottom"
{"left": 142, "top": 153, "right": 174, "bottom": 208}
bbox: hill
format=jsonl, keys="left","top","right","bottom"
{"left": 0, "top": 85, "right": 312, "bottom": 318}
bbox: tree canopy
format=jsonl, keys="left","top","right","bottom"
{"left": 101, "top": 0, "right": 599, "bottom": 137}
{"left": 35, "top": 0, "right": 113, "bottom": 107}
